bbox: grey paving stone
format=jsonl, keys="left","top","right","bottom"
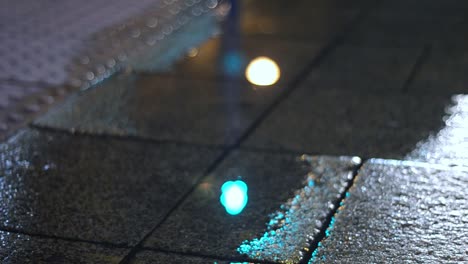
{"left": 144, "top": 151, "right": 360, "bottom": 263}
{"left": 169, "top": 37, "right": 324, "bottom": 84}
{"left": 244, "top": 87, "right": 451, "bottom": 158}
{"left": 34, "top": 72, "right": 285, "bottom": 146}
{"left": 382, "top": 0, "right": 468, "bottom": 12}
{"left": 240, "top": 1, "right": 360, "bottom": 41}
{"left": 349, "top": 4, "right": 466, "bottom": 47}
{"left": 312, "top": 159, "right": 468, "bottom": 263}
{"left": 432, "top": 18, "right": 468, "bottom": 48}
{"left": 0, "top": 128, "right": 221, "bottom": 246}
{"left": 305, "top": 45, "right": 422, "bottom": 92}
{"left": 0, "top": 230, "right": 128, "bottom": 264}
{"left": 130, "top": 250, "right": 234, "bottom": 264}
{"left": 409, "top": 47, "right": 468, "bottom": 94}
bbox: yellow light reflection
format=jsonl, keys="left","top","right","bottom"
{"left": 245, "top": 56, "right": 280, "bottom": 86}
{"left": 187, "top": 48, "right": 198, "bottom": 58}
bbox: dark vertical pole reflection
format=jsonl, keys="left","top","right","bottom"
{"left": 218, "top": 0, "right": 245, "bottom": 144}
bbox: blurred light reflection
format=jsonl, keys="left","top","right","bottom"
{"left": 220, "top": 180, "right": 248, "bottom": 215}
{"left": 222, "top": 50, "right": 245, "bottom": 77}
{"left": 245, "top": 56, "right": 280, "bottom": 86}
{"left": 187, "top": 48, "right": 199, "bottom": 57}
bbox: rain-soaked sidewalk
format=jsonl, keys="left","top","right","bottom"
{"left": 1, "top": 0, "right": 468, "bottom": 263}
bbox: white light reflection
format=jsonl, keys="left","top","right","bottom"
{"left": 245, "top": 56, "right": 280, "bottom": 86}
{"left": 406, "top": 95, "right": 468, "bottom": 166}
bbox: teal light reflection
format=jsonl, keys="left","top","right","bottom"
{"left": 220, "top": 180, "right": 248, "bottom": 215}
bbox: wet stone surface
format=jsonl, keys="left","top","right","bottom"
{"left": 244, "top": 86, "right": 451, "bottom": 159}
{"left": 409, "top": 47, "right": 468, "bottom": 94}
{"left": 240, "top": 0, "right": 361, "bottom": 41}
{"left": 144, "top": 151, "right": 360, "bottom": 263}
{"left": 0, "top": 128, "right": 221, "bottom": 246}
{"left": 348, "top": 1, "right": 468, "bottom": 47}
{"left": 130, "top": 250, "right": 235, "bottom": 264}
{"left": 169, "top": 37, "right": 324, "bottom": 84}
{"left": 312, "top": 159, "right": 468, "bottom": 263}
{"left": 0, "top": 230, "right": 128, "bottom": 264}
{"left": 305, "top": 44, "right": 422, "bottom": 92}
{"left": 35, "top": 72, "right": 285, "bottom": 146}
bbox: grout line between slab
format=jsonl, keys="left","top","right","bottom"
{"left": 118, "top": 146, "right": 232, "bottom": 264}
{"left": 300, "top": 159, "right": 366, "bottom": 264}
{"left": 0, "top": 226, "right": 132, "bottom": 249}
{"left": 401, "top": 44, "right": 432, "bottom": 93}
{"left": 30, "top": 124, "right": 230, "bottom": 151}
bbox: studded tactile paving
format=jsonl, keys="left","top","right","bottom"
{"left": 0, "top": 0, "right": 223, "bottom": 141}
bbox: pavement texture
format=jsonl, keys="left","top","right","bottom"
{"left": 312, "top": 160, "right": 468, "bottom": 263}
{"left": 1, "top": 0, "right": 468, "bottom": 263}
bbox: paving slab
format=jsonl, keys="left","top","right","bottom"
{"left": 0, "top": 128, "right": 221, "bottom": 246}
{"left": 349, "top": 2, "right": 467, "bottom": 47}
{"left": 144, "top": 151, "right": 360, "bottom": 263}
{"left": 409, "top": 47, "right": 468, "bottom": 94}
{"left": 305, "top": 45, "right": 422, "bottom": 92}
{"left": 34, "top": 72, "right": 286, "bottom": 146}
{"left": 240, "top": 1, "right": 359, "bottom": 42}
{"left": 130, "top": 250, "right": 243, "bottom": 264}
{"left": 312, "top": 159, "right": 468, "bottom": 263}
{"left": 432, "top": 17, "right": 468, "bottom": 48}
{"left": 0, "top": 230, "right": 128, "bottom": 264}
{"left": 244, "top": 86, "right": 451, "bottom": 158}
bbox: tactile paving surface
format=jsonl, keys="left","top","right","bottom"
{"left": 0, "top": 0, "right": 223, "bottom": 141}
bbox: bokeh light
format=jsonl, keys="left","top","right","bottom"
{"left": 187, "top": 48, "right": 199, "bottom": 57}
{"left": 220, "top": 180, "right": 248, "bottom": 215}
{"left": 245, "top": 56, "right": 280, "bottom": 86}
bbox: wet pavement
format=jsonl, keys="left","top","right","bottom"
{"left": 313, "top": 160, "right": 468, "bottom": 263}
{"left": 2, "top": 0, "right": 468, "bottom": 263}
{"left": 0, "top": 129, "right": 221, "bottom": 246}
{"left": 0, "top": 230, "right": 128, "bottom": 263}
{"left": 144, "top": 154, "right": 359, "bottom": 263}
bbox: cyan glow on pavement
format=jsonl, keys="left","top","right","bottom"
{"left": 220, "top": 180, "right": 248, "bottom": 215}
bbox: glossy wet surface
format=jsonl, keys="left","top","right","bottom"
{"left": 0, "top": 230, "right": 128, "bottom": 264}
{"left": 2, "top": 0, "right": 468, "bottom": 263}
{"left": 130, "top": 250, "right": 238, "bottom": 264}
{"left": 144, "top": 153, "right": 359, "bottom": 263}
{"left": 0, "top": 128, "right": 221, "bottom": 246}
{"left": 35, "top": 38, "right": 323, "bottom": 146}
{"left": 312, "top": 160, "right": 468, "bottom": 263}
